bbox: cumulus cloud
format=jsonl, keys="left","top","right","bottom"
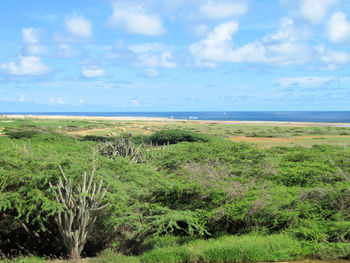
{"left": 21, "top": 28, "right": 50, "bottom": 57}
{"left": 1, "top": 56, "right": 50, "bottom": 76}
{"left": 108, "top": 2, "right": 164, "bottom": 36}
{"left": 129, "top": 43, "right": 177, "bottom": 68}
{"left": 189, "top": 18, "right": 311, "bottom": 67}
{"left": 199, "top": 0, "right": 248, "bottom": 20}
{"left": 19, "top": 95, "right": 25, "bottom": 102}
{"left": 299, "top": 0, "right": 337, "bottom": 24}
{"left": 65, "top": 14, "right": 92, "bottom": 39}
{"left": 189, "top": 21, "right": 239, "bottom": 63}
{"left": 327, "top": 12, "right": 350, "bottom": 43}
{"left": 22, "top": 28, "right": 41, "bottom": 43}
{"left": 189, "top": 16, "right": 349, "bottom": 69}
{"left": 81, "top": 66, "right": 106, "bottom": 78}
{"left": 313, "top": 45, "right": 350, "bottom": 70}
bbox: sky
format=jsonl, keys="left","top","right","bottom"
{"left": 1, "top": 0, "right": 350, "bottom": 112}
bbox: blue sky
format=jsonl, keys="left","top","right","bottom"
{"left": 1, "top": 0, "right": 350, "bottom": 112}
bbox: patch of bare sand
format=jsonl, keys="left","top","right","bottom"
{"left": 128, "top": 126, "right": 153, "bottom": 135}
{"left": 230, "top": 136, "right": 295, "bottom": 143}
{"left": 0, "top": 114, "right": 170, "bottom": 121}
{"left": 69, "top": 128, "right": 113, "bottom": 136}
{"left": 1, "top": 115, "right": 349, "bottom": 127}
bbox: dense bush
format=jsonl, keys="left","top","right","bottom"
{"left": 1, "top": 128, "right": 350, "bottom": 261}
{"left": 4, "top": 129, "right": 39, "bottom": 139}
{"left": 148, "top": 129, "right": 211, "bottom": 145}
{"left": 83, "top": 135, "right": 114, "bottom": 142}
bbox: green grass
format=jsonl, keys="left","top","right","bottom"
{"left": 140, "top": 234, "right": 305, "bottom": 263}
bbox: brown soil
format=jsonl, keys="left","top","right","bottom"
{"left": 69, "top": 128, "right": 111, "bottom": 136}
{"left": 230, "top": 136, "right": 296, "bottom": 143}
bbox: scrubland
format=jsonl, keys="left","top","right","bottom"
{"left": 0, "top": 116, "right": 349, "bottom": 262}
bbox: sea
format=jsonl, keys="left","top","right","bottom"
{"left": 2, "top": 111, "right": 350, "bottom": 123}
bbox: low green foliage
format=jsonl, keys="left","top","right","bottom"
{"left": 0, "top": 120, "right": 349, "bottom": 261}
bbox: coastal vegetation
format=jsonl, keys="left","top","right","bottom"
{"left": 0, "top": 116, "right": 349, "bottom": 262}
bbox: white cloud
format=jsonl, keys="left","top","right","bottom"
{"left": 65, "top": 14, "right": 92, "bottom": 39}
{"left": 1, "top": 56, "right": 50, "bottom": 76}
{"left": 21, "top": 29, "right": 49, "bottom": 57}
{"left": 276, "top": 76, "right": 334, "bottom": 87}
{"left": 192, "top": 24, "right": 209, "bottom": 37}
{"left": 22, "top": 28, "right": 41, "bottom": 43}
{"left": 300, "top": 0, "right": 337, "bottom": 24}
{"left": 261, "top": 18, "right": 311, "bottom": 65}
{"left": 130, "top": 99, "right": 139, "bottom": 106}
{"left": 57, "top": 98, "right": 65, "bottom": 105}
{"left": 56, "top": 44, "right": 82, "bottom": 58}
{"left": 324, "top": 50, "right": 350, "bottom": 64}
{"left": 316, "top": 45, "right": 350, "bottom": 64}
{"left": 199, "top": 0, "right": 248, "bottom": 20}
{"left": 189, "top": 18, "right": 313, "bottom": 67}
{"left": 49, "top": 97, "right": 65, "bottom": 105}
{"left": 146, "top": 68, "right": 159, "bottom": 77}
{"left": 108, "top": 2, "right": 164, "bottom": 36}
{"left": 79, "top": 99, "right": 84, "bottom": 105}
{"left": 129, "top": 43, "right": 178, "bottom": 68}
{"left": 19, "top": 95, "right": 24, "bottom": 102}
{"left": 21, "top": 44, "right": 49, "bottom": 56}
{"left": 313, "top": 45, "right": 350, "bottom": 70}
{"left": 21, "top": 43, "right": 81, "bottom": 58}
{"left": 327, "top": 12, "right": 350, "bottom": 43}
{"left": 82, "top": 66, "right": 106, "bottom": 78}
{"left": 189, "top": 21, "right": 239, "bottom": 63}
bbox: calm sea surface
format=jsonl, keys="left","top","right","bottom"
{"left": 2, "top": 111, "right": 350, "bottom": 123}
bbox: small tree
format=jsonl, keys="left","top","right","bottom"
{"left": 49, "top": 163, "right": 109, "bottom": 260}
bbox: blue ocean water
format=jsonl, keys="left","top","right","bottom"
{"left": 2, "top": 111, "right": 350, "bottom": 123}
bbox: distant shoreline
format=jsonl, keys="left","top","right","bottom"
{"left": 1, "top": 114, "right": 350, "bottom": 127}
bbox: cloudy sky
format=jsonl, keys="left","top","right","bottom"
{"left": 1, "top": 0, "right": 350, "bottom": 112}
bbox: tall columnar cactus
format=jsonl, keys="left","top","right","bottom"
{"left": 49, "top": 164, "right": 109, "bottom": 260}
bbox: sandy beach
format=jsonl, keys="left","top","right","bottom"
{"left": 0, "top": 114, "right": 170, "bottom": 121}
{"left": 1, "top": 114, "right": 350, "bottom": 127}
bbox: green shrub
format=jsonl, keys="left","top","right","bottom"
{"left": 148, "top": 129, "right": 211, "bottom": 145}
{"left": 5, "top": 130, "right": 39, "bottom": 139}
{"left": 315, "top": 242, "right": 350, "bottom": 259}
{"left": 83, "top": 135, "right": 114, "bottom": 142}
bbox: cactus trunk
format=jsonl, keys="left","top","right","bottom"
{"left": 49, "top": 159, "right": 109, "bottom": 260}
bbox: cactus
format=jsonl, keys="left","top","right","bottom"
{"left": 99, "top": 137, "right": 145, "bottom": 163}
{"left": 49, "top": 164, "right": 109, "bottom": 260}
